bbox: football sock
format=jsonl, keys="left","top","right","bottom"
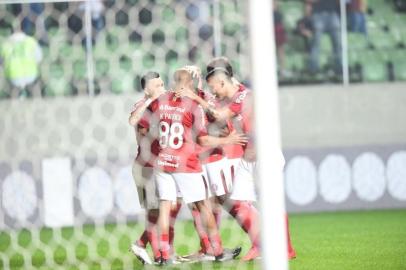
{"left": 286, "top": 214, "right": 295, "bottom": 254}
{"left": 208, "top": 233, "right": 224, "bottom": 257}
{"left": 137, "top": 230, "right": 148, "bottom": 248}
{"left": 228, "top": 201, "right": 260, "bottom": 248}
{"left": 147, "top": 211, "right": 160, "bottom": 259}
{"left": 169, "top": 202, "right": 182, "bottom": 249}
{"left": 191, "top": 207, "right": 212, "bottom": 254}
{"left": 159, "top": 233, "right": 170, "bottom": 260}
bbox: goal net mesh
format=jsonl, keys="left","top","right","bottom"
{"left": 0, "top": 1, "right": 255, "bottom": 269}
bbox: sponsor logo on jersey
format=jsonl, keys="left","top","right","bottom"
{"left": 235, "top": 90, "right": 247, "bottom": 104}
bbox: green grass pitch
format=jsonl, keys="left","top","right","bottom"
{"left": 0, "top": 209, "right": 405, "bottom": 269}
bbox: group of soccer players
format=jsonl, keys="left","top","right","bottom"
{"left": 128, "top": 57, "right": 296, "bottom": 266}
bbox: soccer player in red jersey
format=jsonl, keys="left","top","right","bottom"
{"left": 178, "top": 57, "right": 296, "bottom": 261}
{"left": 174, "top": 66, "right": 243, "bottom": 262}
{"left": 141, "top": 69, "right": 246, "bottom": 265}
{"left": 206, "top": 67, "right": 262, "bottom": 261}
{"left": 128, "top": 72, "right": 181, "bottom": 264}
{"left": 205, "top": 58, "right": 296, "bottom": 261}
{"left": 175, "top": 66, "right": 261, "bottom": 260}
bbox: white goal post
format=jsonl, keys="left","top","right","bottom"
{"left": 249, "top": 0, "right": 289, "bottom": 269}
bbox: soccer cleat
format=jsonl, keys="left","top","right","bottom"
{"left": 180, "top": 251, "right": 214, "bottom": 263}
{"left": 177, "top": 255, "right": 194, "bottom": 263}
{"left": 180, "top": 249, "right": 205, "bottom": 262}
{"left": 198, "top": 254, "right": 216, "bottom": 262}
{"left": 169, "top": 254, "right": 182, "bottom": 264}
{"left": 215, "top": 247, "right": 240, "bottom": 262}
{"left": 241, "top": 246, "right": 261, "bottom": 261}
{"left": 227, "top": 246, "right": 242, "bottom": 259}
{"left": 159, "top": 257, "right": 181, "bottom": 266}
{"left": 130, "top": 243, "right": 152, "bottom": 265}
{"left": 153, "top": 257, "right": 161, "bottom": 265}
{"left": 181, "top": 247, "right": 241, "bottom": 263}
{"left": 159, "top": 258, "right": 169, "bottom": 266}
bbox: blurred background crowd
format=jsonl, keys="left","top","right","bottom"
{"left": 274, "top": 0, "right": 406, "bottom": 84}
{"left": 1, "top": 3, "right": 405, "bottom": 269}
{"left": 0, "top": 0, "right": 406, "bottom": 99}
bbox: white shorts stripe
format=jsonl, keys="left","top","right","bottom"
{"left": 230, "top": 159, "right": 257, "bottom": 202}
{"left": 204, "top": 158, "right": 233, "bottom": 196}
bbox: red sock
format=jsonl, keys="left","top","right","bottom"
{"left": 191, "top": 207, "right": 212, "bottom": 254}
{"left": 286, "top": 214, "right": 295, "bottom": 254}
{"left": 137, "top": 230, "right": 148, "bottom": 248}
{"left": 169, "top": 202, "right": 182, "bottom": 249}
{"left": 208, "top": 233, "right": 223, "bottom": 256}
{"left": 146, "top": 211, "right": 160, "bottom": 259}
{"left": 160, "top": 233, "right": 170, "bottom": 260}
{"left": 228, "top": 201, "right": 260, "bottom": 248}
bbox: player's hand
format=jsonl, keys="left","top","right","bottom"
{"left": 183, "top": 65, "right": 203, "bottom": 90}
{"left": 150, "top": 88, "right": 165, "bottom": 100}
{"left": 225, "top": 130, "right": 249, "bottom": 145}
{"left": 183, "top": 65, "right": 201, "bottom": 78}
{"left": 175, "top": 87, "right": 197, "bottom": 99}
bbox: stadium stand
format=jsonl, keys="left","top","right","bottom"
{"left": 0, "top": 0, "right": 405, "bottom": 98}
{"left": 1, "top": 2, "right": 406, "bottom": 270}
{"left": 279, "top": 0, "right": 406, "bottom": 84}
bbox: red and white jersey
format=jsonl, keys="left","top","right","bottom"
{"left": 197, "top": 89, "right": 225, "bottom": 164}
{"left": 141, "top": 92, "right": 208, "bottom": 173}
{"left": 223, "top": 84, "right": 254, "bottom": 158}
{"left": 222, "top": 121, "right": 244, "bottom": 159}
{"left": 131, "top": 97, "right": 159, "bottom": 168}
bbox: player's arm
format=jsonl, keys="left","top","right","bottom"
{"left": 174, "top": 65, "right": 210, "bottom": 108}
{"left": 175, "top": 87, "right": 236, "bottom": 121}
{"left": 182, "top": 65, "right": 203, "bottom": 89}
{"left": 128, "top": 99, "right": 153, "bottom": 127}
{"left": 192, "top": 101, "right": 246, "bottom": 147}
{"left": 207, "top": 106, "right": 236, "bottom": 122}
{"left": 198, "top": 130, "right": 248, "bottom": 147}
{"left": 129, "top": 88, "right": 163, "bottom": 126}
{"left": 177, "top": 65, "right": 238, "bottom": 121}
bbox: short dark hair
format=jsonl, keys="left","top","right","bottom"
{"left": 206, "top": 57, "right": 234, "bottom": 77}
{"left": 205, "top": 67, "right": 231, "bottom": 81}
{"left": 140, "top": 71, "right": 160, "bottom": 90}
